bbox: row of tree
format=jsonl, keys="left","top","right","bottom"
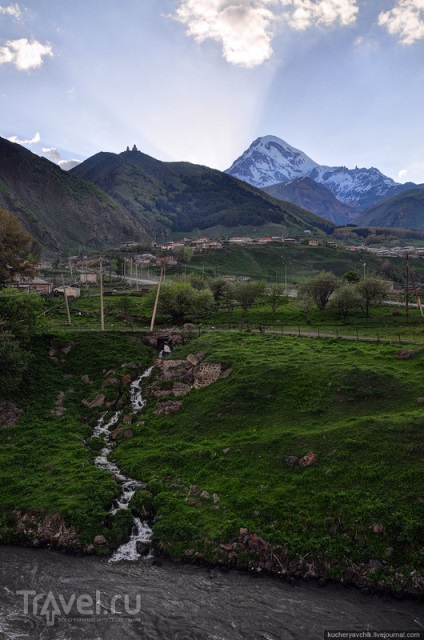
{"left": 298, "top": 270, "right": 390, "bottom": 322}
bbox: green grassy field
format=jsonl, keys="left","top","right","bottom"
{"left": 112, "top": 333, "right": 423, "bottom": 588}
{"left": 0, "top": 330, "right": 422, "bottom": 591}
{"left": 0, "top": 333, "right": 155, "bottom": 547}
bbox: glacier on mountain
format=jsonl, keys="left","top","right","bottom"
{"left": 226, "top": 135, "right": 410, "bottom": 212}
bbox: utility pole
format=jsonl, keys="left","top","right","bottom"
{"left": 100, "top": 258, "right": 105, "bottom": 331}
{"left": 406, "top": 254, "right": 409, "bottom": 320}
{"left": 149, "top": 266, "right": 164, "bottom": 332}
{"left": 62, "top": 275, "right": 72, "bottom": 326}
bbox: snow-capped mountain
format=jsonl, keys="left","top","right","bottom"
{"left": 226, "top": 135, "right": 415, "bottom": 212}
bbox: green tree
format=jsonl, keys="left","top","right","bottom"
{"left": 0, "top": 208, "right": 40, "bottom": 283}
{"left": 264, "top": 283, "right": 288, "bottom": 317}
{"left": 299, "top": 270, "right": 339, "bottom": 311}
{"left": 342, "top": 270, "right": 360, "bottom": 284}
{"left": 143, "top": 281, "right": 213, "bottom": 323}
{"left": 0, "top": 288, "right": 46, "bottom": 340}
{"left": 233, "top": 281, "right": 265, "bottom": 317}
{"left": 357, "top": 274, "right": 390, "bottom": 318}
{"left": 330, "top": 283, "right": 362, "bottom": 323}
{"left": 209, "top": 277, "right": 228, "bottom": 304}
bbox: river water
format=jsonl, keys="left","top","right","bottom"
{"left": 0, "top": 546, "right": 423, "bottom": 639}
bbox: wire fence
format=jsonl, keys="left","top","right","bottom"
{"left": 43, "top": 320, "right": 424, "bottom": 345}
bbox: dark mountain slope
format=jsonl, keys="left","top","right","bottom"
{"left": 263, "top": 177, "right": 356, "bottom": 225}
{"left": 71, "top": 148, "right": 335, "bottom": 239}
{"left": 0, "top": 137, "right": 148, "bottom": 255}
{"left": 357, "top": 188, "right": 424, "bottom": 230}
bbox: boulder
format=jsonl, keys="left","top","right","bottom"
{"left": 200, "top": 490, "right": 211, "bottom": 500}
{"left": 371, "top": 522, "right": 384, "bottom": 534}
{"left": 136, "top": 541, "right": 150, "bottom": 556}
{"left": 298, "top": 452, "right": 317, "bottom": 467}
{"left": 94, "top": 535, "right": 107, "bottom": 546}
{"left": 0, "top": 402, "right": 22, "bottom": 429}
{"left": 186, "top": 354, "right": 199, "bottom": 366}
{"left": 82, "top": 394, "right": 106, "bottom": 409}
{"left": 103, "top": 377, "right": 120, "bottom": 386}
{"left": 81, "top": 375, "right": 92, "bottom": 384}
{"left": 285, "top": 456, "right": 299, "bottom": 466}
{"left": 212, "top": 493, "right": 220, "bottom": 503}
{"left": 220, "top": 367, "right": 233, "bottom": 379}
{"left": 154, "top": 400, "right": 182, "bottom": 415}
{"left": 172, "top": 382, "right": 191, "bottom": 397}
{"left": 397, "top": 349, "right": 419, "bottom": 359}
{"left": 123, "top": 430, "right": 134, "bottom": 439}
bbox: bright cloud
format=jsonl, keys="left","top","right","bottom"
{"left": 0, "top": 3, "right": 21, "bottom": 18}
{"left": 0, "top": 38, "right": 53, "bottom": 71}
{"left": 379, "top": 0, "right": 424, "bottom": 44}
{"left": 8, "top": 131, "right": 40, "bottom": 144}
{"left": 174, "top": 0, "right": 359, "bottom": 68}
{"left": 282, "top": 0, "right": 358, "bottom": 31}
{"left": 174, "top": 0, "right": 276, "bottom": 68}
{"left": 42, "top": 147, "right": 61, "bottom": 163}
{"left": 41, "top": 147, "right": 81, "bottom": 170}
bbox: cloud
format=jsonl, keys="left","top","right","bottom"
{"left": 8, "top": 131, "right": 40, "bottom": 144}
{"left": 0, "top": 38, "right": 53, "bottom": 71}
{"left": 398, "top": 169, "right": 408, "bottom": 180}
{"left": 42, "top": 147, "right": 61, "bottom": 163}
{"left": 58, "top": 159, "right": 81, "bottom": 171}
{"left": 173, "top": 0, "right": 359, "bottom": 67}
{"left": 379, "top": 0, "right": 424, "bottom": 45}
{"left": 174, "top": 0, "right": 276, "bottom": 68}
{"left": 41, "top": 147, "right": 81, "bottom": 171}
{"left": 0, "top": 3, "right": 21, "bottom": 18}
{"left": 282, "top": 0, "right": 359, "bottom": 31}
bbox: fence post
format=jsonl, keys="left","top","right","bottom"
{"left": 298, "top": 326, "right": 301, "bottom": 337}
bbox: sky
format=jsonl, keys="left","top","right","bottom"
{"left": 1, "top": 0, "right": 424, "bottom": 183}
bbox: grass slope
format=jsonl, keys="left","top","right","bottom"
{"left": 0, "top": 330, "right": 422, "bottom": 591}
{"left": 113, "top": 333, "right": 423, "bottom": 588}
{"left": 0, "top": 333, "right": 155, "bottom": 546}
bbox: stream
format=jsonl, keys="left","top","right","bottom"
{"left": 0, "top": 546, "right": 422, "bottom": 639}
{"left": 93, "top": 366, "right": 154, "bottom": 563}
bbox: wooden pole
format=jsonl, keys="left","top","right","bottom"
{"left": 62, "top": 275, "right": 72, "bottom": 326}
{"left": 100, "top": 258, "right": 105, "bottom": 331}
{"left": 406, "top": 254, "right": 409, "bottom": 320}
{"left": 149, "top": 266, "right": 164, "bottom": 332}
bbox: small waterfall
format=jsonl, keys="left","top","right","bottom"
{"left": 92, "top": 367, "right": 154, "bottom": 562}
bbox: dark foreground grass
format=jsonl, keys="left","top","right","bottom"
{"left": 112, "top": 333, "right": 423, "bottom": 586}
{"left": 0, "top": 331, "right": 422, "bottom": 590}
{"left": 0, "top": 333, "right": 155, "bottom": 546}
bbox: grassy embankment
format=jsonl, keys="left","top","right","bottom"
{"left": 0, "top": 333, "right": 155, "bottom": 548}
{"left": 0, "top": 330, "right": 422, "bottom": 591}
{"left": 112, "top": 332, "right": 423, "bottom": 590}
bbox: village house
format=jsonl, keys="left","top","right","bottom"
{"left": 79, "top": 272, "right": 97, "bottom": 284}
{"left": 156, "top": 256, "right": 178, "bottom": 267}
{"left": 13, "top": 277, "right": 53, "bottom": 295}
{"left": 228, "top": 237, "right": 253, "bottom": 245}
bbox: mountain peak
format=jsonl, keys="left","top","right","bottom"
{"left": 226, "top": 135, "right": 318, "bottom": 189}
{"left": 226, "top": 135, "right": 410, "bottom": 211}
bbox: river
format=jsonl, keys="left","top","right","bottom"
{"left": 0, "top": 546, "right": 422, "bottom": 640}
